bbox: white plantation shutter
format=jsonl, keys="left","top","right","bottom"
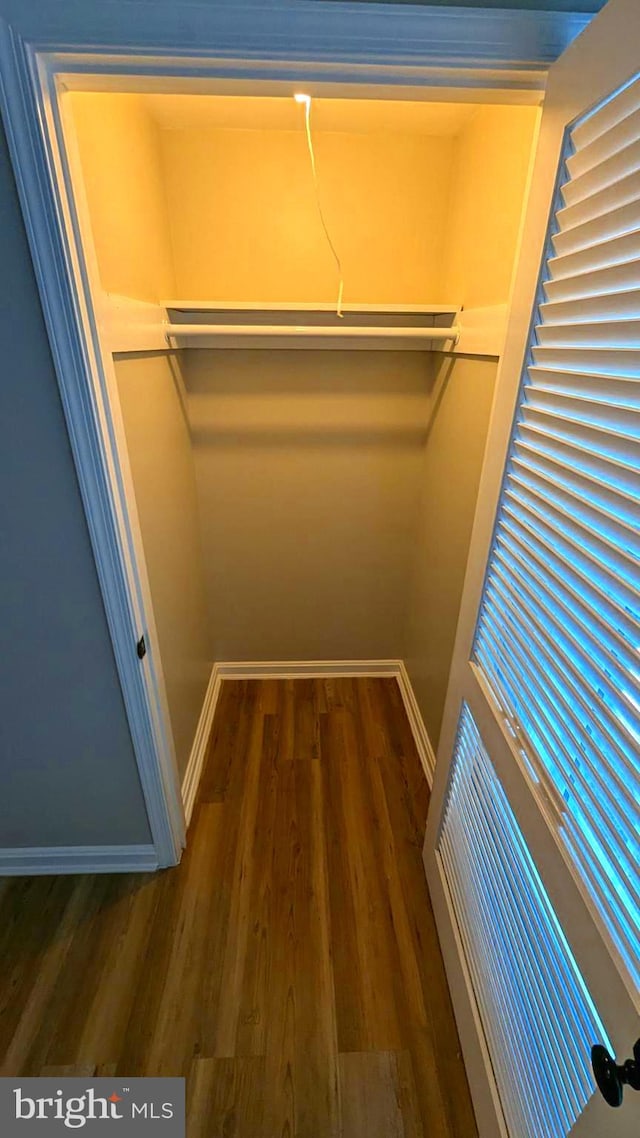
{"left": 473, "top": 73, "right": 640, "bottom": 995}
{"left": 438, "top": 706, "right": 612, "bottom": 1138}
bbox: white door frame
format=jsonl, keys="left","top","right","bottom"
{"left": 0, "top": 3, "right": 588, "bottom": 868}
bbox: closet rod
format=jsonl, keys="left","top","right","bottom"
{"left": 165, "top": 323, "right": 460, "bottom": 341}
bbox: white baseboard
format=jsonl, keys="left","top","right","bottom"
{"left": 214, "top": 659, "right": 400, "bottom": 680}
{"left": 181, "top": 663, "right": 223, "bottom": 828}
{"left": 0, "top": 845, "right": 158, "bottom": 876}
{"left": 181, "top": 661, "right": 436, "bottom": 819}
{"left": 396, "top": 661, "right": 437, "bottom": 788}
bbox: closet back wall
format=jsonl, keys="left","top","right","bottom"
{"left": 186, "top": 347, "right": 433, "bottom": 661}
{"left": 157, "top": 115, "right": 454, "bottom": 302}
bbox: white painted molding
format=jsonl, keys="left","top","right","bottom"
{"left": 103, "top": 293, "right": 168, "bottom": 354}
{"left": 215, "top": 659, "right": 401, "bottom": 679}
{"left": 181, "top": 664, "right": 222, "bottom": 828}
{"left": 453, "top": 303, "right": 509, "bottom": 358}
{"left": 0, "top": 845, "right": 158, "bottom": 876}
{"left": 396, "top": 662, "right": 437, "bottom": 788}
{"left": 0, "top": 4, "right": 591, "bottom": 90}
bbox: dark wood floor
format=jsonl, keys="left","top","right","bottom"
{"left": 0, "top": 677, "right": 477, "bottom": 1137}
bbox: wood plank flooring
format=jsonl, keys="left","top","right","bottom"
{"left": 0, "top": 677, "right": 477, "bottom": 1137}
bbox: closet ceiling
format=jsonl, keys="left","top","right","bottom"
{"left": 142, "top": 94, "right": 479, "bottom": 136}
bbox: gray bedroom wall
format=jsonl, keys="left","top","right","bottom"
{"left": 0, "top": 120, "right": 151, "bottom": 848}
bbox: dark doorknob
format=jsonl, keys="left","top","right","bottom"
{"left": 591, "top": 1040, "right": 640, "bottom": 1107}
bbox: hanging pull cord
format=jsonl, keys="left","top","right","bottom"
{"left": 299, "top": 95, "right": 344, "bottom": 318}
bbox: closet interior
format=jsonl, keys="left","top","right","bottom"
{"left": 64, "top": 87, "right": 540, "bottom": 782}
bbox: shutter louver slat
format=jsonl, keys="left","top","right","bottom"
{"left": 547, "top": 226, "right": 640, "bottom": 281}
{"left": 536, "top": 317, "right": 640, "bottom": 346}
{"left": 540, "top": 285, "right": 640, "bottom": 324}
{"left": 566, "top": 105, "right": 640, "bottom": 181}
{"left": 473, "top": 75, "right": 640, "bottom": 997}
{"left": 551, "top": 194, "right": 640, "bottom": 258}
{"left": 561, "top": 137, "right": 640, "bottom": 210}
{"left": 544, "top": 258, "right": 640, "bottom": 304}
{"left": 571, "top": 75, "right": 640, "bottom": 151}
{"left": 556, "top": 168, "right": 640, "bottom": 231}
{"left": 522, "top": 391, "right": 640, "bottom": 443}
{"left": 532, "top": 343, "right": 640, "bottom": 374}
{"left": 527, "top": 367, "right": 640, "bottom": 406}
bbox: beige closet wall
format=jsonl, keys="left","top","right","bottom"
{"left": 403, "top": 356, "right": 497, "bottom": 747}
{"left": 69, "top": 92, "right": 210, "bottom": 778}
{"left": 185, "top": 348, "right": 434, "bottom": 660}
{"left": 115, "top": 353, "right": 211, "bottom": 779}
{"left": 67, "top": 92, "right": 175, "bottom": 301}
{"left": 159, "top": 126, "right": 454, "bottom": 303}
{"left": 403, "top": 104, "right": 539, "bottom": 752}
{"left": 443, "top": 104, "right": 540, "bottom": 307}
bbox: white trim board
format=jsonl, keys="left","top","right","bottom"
{"left": 214, "top": 659, "right": 402, "bottom": 680}
{"left": 181, "top": 664, "right": 222, "bottom": 828}
{"left": 1, "top": 8, "right": 590, "bottom": 92}
{"left": 181, "top": 660, "right": 436, "bottom": 819}
{"left": 103, "top": 294, "right": 168, "bottom": 355}
{"left": 0, "top": 845, "right": 158, "bottom": 876}
{"left": 453, "top": 303, "right": 509, "bottom": 358}
{"left": 396, "top": 662, "right": 437, "bottom": 786}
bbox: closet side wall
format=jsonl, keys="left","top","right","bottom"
{"left": 69, "top": 94, "right": 212, "bottom": 779}
{"left": 185, "top": 348, "right": 434, "bottom": 661}
{"left": 67, "top": 92, "right": 175, "bottom": 302}
{"left": 442, "top": 104, "right": 540, "bottom": 307}
{"left": 403, "top": 104, "right": 539, "bottom": 753}
{"left": 404, "top": 356, "right": 496, "bottom": 748}
{"left": 159, "top": 125, "right": 454, "bottom": 303}
{"left": 115, "top": 353, "right": 212, "bottom": 781}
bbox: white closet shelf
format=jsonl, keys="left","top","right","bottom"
{"left": 104, "top": 295, "right": 507, "bottom": 357}
{"left": 162, "top": 300, "right": 461, "bottom": 313}
{"left": 162, "top": 302, "right": 461, "bottom": 350}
